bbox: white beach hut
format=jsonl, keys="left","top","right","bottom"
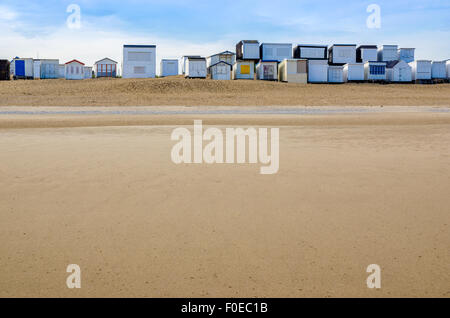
{"left": 409, "top": 60, "right": 432, "bottom": 81}
{"left": 278, "top": 59, "right": 307, "bottom": 83}
{"left": 398, "top": 48, "right": 415, "bottom": 63}
{"left": 356, "top": 45, "right": 378, "bottom": 63}
{"left": 210, "top": 61, "right": 231, "bottom": 80}
{"left": 377, "top": 45, "right": 398, "bottom": 62}
{"left": 122, "top": 45, "right": 156, "bottom": 79}
{"left": 328, "top": 65, "right": 344, "bottom": 83}
{"left": 65, "top": 59, "right": 85, "bottom": 80}
{"left": 33, "top": 60, "right": 41, "bottom": 79}
{"left": 293, "top": 45, "right": 327, "bottom": 60}
{"left": 95, "top": 58, "right": 118, "bottom": 78}
{"left": 328, "top": 44, "right": 357, "bottom": 65}
{"left": 256, "top": 60, "right": 278, "bottom": 81}
{"left": 260, "top": 43, "right": 292, "bottom": 62}
{"left": 386, "top": 60, "right": 412, "bottom": 82}
{"left": 58, "top": 64, "right": 65, "bottom": 78}
{"left": 364, "top": 61, "right": 387, "bottom": 81}
{"left": 185, "top": 57, "right": 207, "bottom": 79}
{"left": 307, "top": 60, "right": 328, "bottom": 83}
{"left": 181, "top": 55, "right": 201, "bottom": 75}
{"left": 431, "top": 61, "right": 447, "bottom": 79}
{"left": 207, "top": 51, "right": 235, "bottom": 70}
{"left": 84, "top": 66, "right": 93, "bottom": 79}
{"left": 233, "top": 60, "right": 255, "bottom": 80}
{"left": 447, "top": 60, "right": 450, "bottom": 80}
{"left": 38, "top": 59, "right": 59, "bottom": 79}
{"left": 160, "top": 59, "right": 179, "bottom": 77}
{"left": 12, "top": 57, "right": 34, "bottom": 79}
{"left": 236, "top": 40, "right": 260, "bottom": 61}
{"left": 343, "top": 63, "right": 365, "bottom": 82}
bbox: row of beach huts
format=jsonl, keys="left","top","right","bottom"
{"left": 1, "top": 41, "right": 449, "bottom": 83}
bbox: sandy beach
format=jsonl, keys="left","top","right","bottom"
{"left": 0, "top": 107, "right": 449, "bottom": 297}
{"left": 0, "top": 77, "right": 449, "bottom": 106}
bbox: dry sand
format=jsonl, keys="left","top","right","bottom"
{"left": 0, "top": 77, "right": 449, "bottom": 106}
{"left": 0, "top": 108, "right": 449, "bottom": 297}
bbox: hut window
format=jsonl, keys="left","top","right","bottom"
{"left": 370, "top": 65, "right": 385, "bottom": 75}
{"left": 128, "top": 52, "right": 152, "bottom": 62}
{"left": 134, "top": 66, "right": 146, "bottom": 74}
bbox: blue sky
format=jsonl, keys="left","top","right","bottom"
{"left": 0, "top": 0, "right": 449, "bottom": 70}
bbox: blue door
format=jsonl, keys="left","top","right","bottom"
{"left": 15, "top": 60, "right": 25, "bottom": 76}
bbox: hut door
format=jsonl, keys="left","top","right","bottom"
{"left": 15, "top": 60, "right": 25, "bottom": 77}
{"left": 263, "top": 65, "right": 274, "bottom": 79}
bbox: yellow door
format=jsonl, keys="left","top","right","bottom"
{"left": 241, "top": 65, "right": 250, "bottom": 75}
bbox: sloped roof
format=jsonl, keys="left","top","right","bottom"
{"left": 210, "top": 61, "right": 232, "bottom": 68}
{"left": 65, "top": 59, "right": 85, "bottom": 65}
{"left": 208, "top": 51, "right": 236, "bottom": 58}
{"left": 95, "top": 57, "right": 118, "bottom": 64}
{"left": 386, "top": 60, "right": 400, "bottom": 68}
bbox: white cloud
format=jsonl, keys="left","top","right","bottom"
{"left": 0, "top": 5, "right": 18, "bottom": 21}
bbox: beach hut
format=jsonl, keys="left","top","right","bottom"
{"left": 278, "top": 59, "right": 307, "bottom": 83}
{"left": 122, "top": 45, "right": 156, "bottom": 79}
{"left": 343, "top": 63, "right": 365, "bottom": 82}
{"left": 377, "top": 45, "right": 398, "bottom": 62}
{"left": 185, "top": 57, "right": 207, "bottom": 79}
{"left": 58, "top": 64, "right": 65, "bottom": 78}
{"left": 0, "top": 60, "right": 10, "bottom": 80}
{"left": 260, "top": 43, "right": 292, "bottom": 62}
{"left": 207, "top": 51, "right": 235, "bottom": 70}
{"left": 160, "top": 59, "right": 179, "bottom": 77}
{"left": 210, "top": 61, "right": 231, "bottom": 80}
{"left": 32, "top": 59, "right": 59, "bottom": 79}
{"left": 328, "top": 65, "right": 344, "bottom": 83}
{"left": 293, "top": 45, "right": 327, "bottom": 60}
{"left": 398, "top": 48, "right": 415, "bottom": 63}
{"left": 431, "top": 61, "right": 447, "bottom": 79}
{"left": 307, "top": 60, "right": 328, "bottom": 83}
{"left": 65, "top": 60, "right": 85, "bottom": 80}
{"left": 409, "top": 60, "right": 432, "bottom": 81}
{"left": 236, "top": 40, "right": 260, "bottom": 61}
{"left": 328, "top": 44, "right": 357, "bottom": 65}
{"left": 256, "top": 60, "right": 278, "bottom": 81}
{"left": 386, "top": 60, "right": 412, "bottom": 82}
{"left": 233, "top": 60, "right": 255, "bottom": 80}
{"left": 94, "top": 58, "right": 117, "bottom": 78}
{"left": 181, "top": 55, "right": 201, "bottom": 75}
{"left": 447, "top": 60, "right": 450, "bottom": 81}
{"left": 40, "top": 59, "right": 59, "bottom": 79}
{"left": 84, "top": 66, "right": 93, "bottom": 79}
{"left": 356, "top": 45, "right": 378, "bottom": 63}
{"left": 364, "top": 61, "right": 387, "bottom": 81}
{"left": 12, "top": 57, "right": 34, "bottom": 79}
{"left": 33, "top": 60, "right": 41, "bottom": 79}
